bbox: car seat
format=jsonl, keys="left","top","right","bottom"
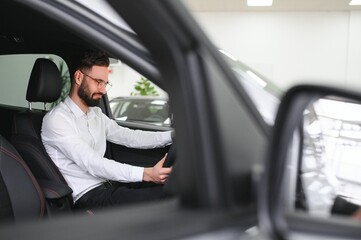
{"left": 11, "top": 58, "right": 74, "bottom": 213}
{"left": 0, "top": 134, "right": 46, "bottom": 224}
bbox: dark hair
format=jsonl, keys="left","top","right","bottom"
{"left": 69, "top": 49, "right": 110, "bottom": 80}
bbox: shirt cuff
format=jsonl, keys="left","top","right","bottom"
{"left": 164, "top": 131, "right": 173, "bottom": 145}
{"left": 131, "top": 166, "right": 144, "bottom": 182}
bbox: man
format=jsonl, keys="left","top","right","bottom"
{"left": 41, "top": 50, "right": 173, "bottom": 209}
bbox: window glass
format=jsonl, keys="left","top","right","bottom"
{"left": 204, "top": 53, "right": 267, "bottom": 205}
{"left": 0, "top": 54, "right": 170, "bottom": 127}
{"left": 220, "top": 51, "right": 282, "bottom": 126}
{"left": 0, "top": 54, "right": 69, "bottom": 110}
{"left": 107, "top": 59, "right": 171, "bottom": 127}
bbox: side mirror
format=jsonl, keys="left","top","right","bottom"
{"left": 259, "top": 85, "right": 361, "bottom": 239}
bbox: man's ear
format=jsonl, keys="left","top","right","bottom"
{"left": 74, "top": 70, "right": 82, "bottom": 85}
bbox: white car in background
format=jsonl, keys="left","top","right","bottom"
{"left": 110, "top": 96, "right": 171, "bottom": 128}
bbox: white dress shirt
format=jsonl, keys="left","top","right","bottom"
{"left": 41, "top": 97, "right": 172, "bottom": 202}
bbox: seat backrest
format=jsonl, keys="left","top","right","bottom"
{"left": 11, "top": 58, "right": 72, "bottom": 202}
{"left": 12, "top": 112, "right": 66, "bottom": 183}
{"left": 0, "top": 134, "right": 46, "bottom": 224}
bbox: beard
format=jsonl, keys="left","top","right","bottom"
{"left": 77, "top": 81, "right": 102, "bottom": 107}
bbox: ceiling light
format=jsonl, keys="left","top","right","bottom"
{"left": 350, "top": 0, "right": 361, "bottom": 5}
{"left": 247, "top": 0, "right": 273, "bottom": 6}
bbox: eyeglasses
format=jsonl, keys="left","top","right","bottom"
{"left": 80, "top": 71, "right": 112, "bottom": 91}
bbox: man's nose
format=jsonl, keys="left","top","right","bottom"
{"left": 98, "top": 84, "right": 107, "bottom": 94}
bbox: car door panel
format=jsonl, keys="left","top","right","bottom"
{"left": 109, "top": 142, "right": 169, "bottom": 167}
{"left": 105, "top": 121, "right": 171, "bottom": 168}
{"left": 99, "top": 94, "right": 171, "bottom": 167}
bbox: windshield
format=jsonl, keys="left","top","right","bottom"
{"left": 220, "top": 50, "right": 282, "bottom": 125}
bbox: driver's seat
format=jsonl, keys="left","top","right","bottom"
{"left": 0, "top": 134, "right": 46, "bottom": 224}
{"left": 11, "top": 58, "right": 73, "bottom": 211}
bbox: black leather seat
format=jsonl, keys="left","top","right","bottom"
{"left": 0, "top": 134, "right": 46, "bottom": 224}
{"left": 11, "top": 58, "right": 73, "bottom": 211}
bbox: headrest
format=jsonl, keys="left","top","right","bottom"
{"left": 26, "top": 58, "right": 62, "bottom": 103}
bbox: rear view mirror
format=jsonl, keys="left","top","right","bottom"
{"left": 259, "top": 85, "right": 361, "bottom": 239}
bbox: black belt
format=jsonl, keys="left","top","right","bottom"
{"left": 95, "top": 181, "right": 113, "bottom": 190}
{"left": 90, "top": 181, "right": 113, "bottom": 192}
{"left": 76, "top": 181, "right": 113, "bottom": 206}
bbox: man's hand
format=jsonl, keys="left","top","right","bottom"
{"left": 352, "top": 207, "right": 361, "bottom": 220}
{"left": 143, "top": 154, "right": 172, "bottom": 184}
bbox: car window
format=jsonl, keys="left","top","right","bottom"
{"left": 0, "top": 54, "right": 170, "bottom": 129}
{"left": 220, "top": 51, "right": 282, "bottom": 126}
{"left": 203, "top": 52, "right": 268, "bottom": 205}
{"left": 107, "top": 59, "right": 170, "bottom": 127}
{"left": 111, "top": 98, "right": 170, "bottom": 125}
{"left": 0, "top": 54, "right": 69, "bottom": 110}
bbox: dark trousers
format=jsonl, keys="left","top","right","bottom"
{"left": 74, "top": 182, "right": 169, "bottom": 210}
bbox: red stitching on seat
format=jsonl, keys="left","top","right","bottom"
{"left": 0, "top": 147, "right": 46, "bottom": 218}
{"left": 13, "top": 142, "right": 62, "bottom": 182}
{"left": 43, "top": 187, "right": 61, "bottom": 197}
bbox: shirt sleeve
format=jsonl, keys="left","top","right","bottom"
{"left": 102, "top": 112, "right": 173, "bottom": 149}
{"left": 42, "top": 111, "right": 144, "bottom": 182}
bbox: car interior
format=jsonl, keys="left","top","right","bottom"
{"left": 11, "top": 58, "right": 74, "bottom": 214}
{"left": 0, "top": 1, "right": 172, "bottom": 224}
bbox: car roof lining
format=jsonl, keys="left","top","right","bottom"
{"left": 0, "top": 2, "right": 86, "bottom": 56}
{"left": 0, "top": 1, "right": 162, "bottom": 87}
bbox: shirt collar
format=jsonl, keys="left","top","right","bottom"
{"left": 64, "top": 96, "right": 94, "bottom": 119}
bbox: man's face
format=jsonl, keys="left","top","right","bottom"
{"left": 77, "top": 66, "right": 109, "bottom": 107}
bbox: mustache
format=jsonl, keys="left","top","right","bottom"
{"left": 92, "top": 92, "right": 104, "bottom": 97}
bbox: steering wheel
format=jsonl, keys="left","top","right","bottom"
{"left": 163, "top": 143, "right": 176, "bottom": 168}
